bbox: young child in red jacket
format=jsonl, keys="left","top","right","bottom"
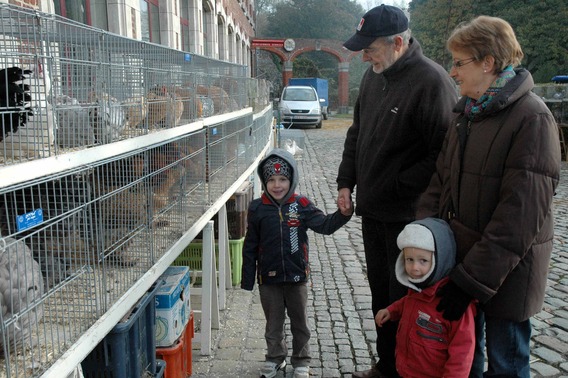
{"left": 375, "top": 218, "right": 476, "bottom": 378}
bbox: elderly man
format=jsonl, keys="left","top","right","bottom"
{"left": 336, "top": 5, "right": 457, "bottom": 377}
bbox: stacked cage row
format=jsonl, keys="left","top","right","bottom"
{"left": 0, "top": 130, "right": 210, "bottom": 376}
{"left": 206, "top": 113, "right": 256, "bottom": 201}
{"left": 0, "top": 4, "right": 262, "bottom": 167}
{"left": 0, "top": 98, "right": 271, "bottom": 378}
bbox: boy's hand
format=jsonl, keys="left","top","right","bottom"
{"left": 375, "top": 309, "right": 390, "bottom": 327}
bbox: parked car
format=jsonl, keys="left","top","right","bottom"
{"left": 288, "top": 78, "right": 329, "bottom": 120}
{"left": 277, "top": 85, "right": 324, "bottom": 128}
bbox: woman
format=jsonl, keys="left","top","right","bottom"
{"left": 417, "top": 16, "right": 561, "bottom": 377}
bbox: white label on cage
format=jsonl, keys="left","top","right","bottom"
{"left": 16, "top": 209, "right": 44, "bottom": 232}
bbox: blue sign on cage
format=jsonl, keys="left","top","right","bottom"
{"left": 16, "top": 209, "right": 44, "bottom": 232}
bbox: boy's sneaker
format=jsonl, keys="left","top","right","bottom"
{"left": 260, "top": 360, "right": 286, "bottom": 378}
{"left": 294, "top": 366, "right": 310, "bottom": 378}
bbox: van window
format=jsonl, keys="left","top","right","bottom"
{"left": 283, "top": 88, "right": 317, "bottom": 101}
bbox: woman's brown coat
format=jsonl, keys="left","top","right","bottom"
{"left": 417, "top": 69, "right": 561, "bottom": 321}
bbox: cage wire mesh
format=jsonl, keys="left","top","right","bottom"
{"left": 0, "top": 4, "right": 265, "bottom": 167}
{"left": 0, "top": 3, "right": 272, "bottom": 377}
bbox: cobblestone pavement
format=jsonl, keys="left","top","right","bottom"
{"left": 191, "top": 122, "right": 568, "bottom": 377}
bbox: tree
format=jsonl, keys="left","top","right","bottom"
{"left": 408, "top": 0, "right": 473, "bottom": 68}
{"left": 497, "top": 0, "right": 568, "bottom": 82}
{"left": 265, "top": 0, "right": 363, "bottom": 41}
{"left": 255, "top": 0, "right": 366, "bottom": 107}
{"left": 409, "top": 0, "right": 567, "bottom": 83}
{"left": 255, "top": 0, "right": 288, "bottom": 36}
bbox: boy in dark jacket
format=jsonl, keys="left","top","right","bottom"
{"left": 242, "top": 148, "right": 352, "bottom": 378}
{"left": 375, "top": 218, "right": 476, "bottom": 378}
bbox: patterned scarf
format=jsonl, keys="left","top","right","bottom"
{"left": 464, "top": 65, "right": 516, "bottom": 120}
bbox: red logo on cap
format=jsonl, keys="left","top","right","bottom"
{"left": 274, "top": 163, "right": 282, "bottom": 174}
{"left": 357, "top": 17, "right": 365, "bottom": 31}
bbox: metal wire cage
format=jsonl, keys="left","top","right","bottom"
{"left": 0, "top": 4, "right": 262, "bottom": 165}
{"left": 0, "top": 3, "right": 273, "bottom": 377}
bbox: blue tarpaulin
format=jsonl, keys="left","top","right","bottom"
{"left": 552, "top": 76, "right": 568, "bottom": 83}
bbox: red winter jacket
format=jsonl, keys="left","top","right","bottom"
{"left": 387, "top": 277, "right": 476, "bottom": 378}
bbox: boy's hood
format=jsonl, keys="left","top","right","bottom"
{"left": 257, "top": 148, "right": 299, "bottom": 204}
{"left": 395, "top": 218, "right": 456, "bottom": 292}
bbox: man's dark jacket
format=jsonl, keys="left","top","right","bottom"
{"left": 337, "top": 38, "right": 457, "bottom": 222}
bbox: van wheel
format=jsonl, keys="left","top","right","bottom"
{"left": 316, "top": 121, "right": 322, "bottom": 129}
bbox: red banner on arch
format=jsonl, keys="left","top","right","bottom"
{"left": 251, "top": 39, "right": 284, "bottom": 48}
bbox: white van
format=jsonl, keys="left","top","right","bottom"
{"left": 277, "top": 85, "right": 323, "bottom": 128}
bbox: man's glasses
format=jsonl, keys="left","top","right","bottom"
{"left": 451, "top": 57, "right": 476, "bottom": 69}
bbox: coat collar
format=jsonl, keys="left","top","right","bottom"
{"left": 454, "top": 68, "right": 534, "bottom": 120}
{"left": 261, "top": 192, "right": 298, "bottom": 205}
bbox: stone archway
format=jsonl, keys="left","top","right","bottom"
{"left": 251, "top": 38, "right": 360, "bottom": 113}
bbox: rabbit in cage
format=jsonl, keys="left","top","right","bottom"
{"left": 93, "top": 144, "right": 186, "bottom": 210}
{"left": 0, "top": 176, "right": 92, "bottom": 289}
{"left": 95, "top": 187, "right": 152, "bottom": 265}
{"left": 34, "top": 243, "right": 72, "bottom": 290}
{"left": 0, "top": 67, "right": 33, "bottom": 142}
{"left": 196, "top": 84, "right": 239, "bottom": 115}
{"left": 54, "top": 94, "right": 95, "bottom": 148}
{"left": 146, "top": 85, "right": 184, "bottom": 129}
{"left": 122, "top": 95, "right": 148, "bottom": 130}
{"left": 148, "top": 143, "right": 187, "bottom": 209}
{"left": 92, "top": 146, "right": 187, "bottom": 265}
{"left": 0, "top": 236, "right": 44, "bottom": 356}
{"left": 166, "top": 85, "right": 203, "bottom": 120}
{"left": 88, "top": 91, "right": 128, "bottom": 144}
{"left": 0, "top": 62, "right": 57, "bottom": 160}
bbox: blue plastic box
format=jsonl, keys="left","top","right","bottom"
{"left": 81, "top": 281, "right": 162, "bottom": 377}
{"left": 155, "top": 266, "right": 191, "bottom": 347}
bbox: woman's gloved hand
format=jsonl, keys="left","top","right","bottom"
{"left": 436, "top": 280, "right": 473, "bottom": 321}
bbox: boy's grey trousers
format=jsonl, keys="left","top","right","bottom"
{"left": 259, "top": 282, "right": 311, "bottom": 368}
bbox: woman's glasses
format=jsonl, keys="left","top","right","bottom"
{"left": 451, "top": 57, "right": 476, "bottom": 69}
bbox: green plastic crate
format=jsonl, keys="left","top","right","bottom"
{"left": 174, "top": 238, "right": 244, "bottom": 286}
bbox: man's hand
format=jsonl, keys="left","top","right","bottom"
{"left": 337, "top": 188, "right": 353, "bottom": 216}
{"left": 436, "top": 280, "right": 472, "bottom": 321}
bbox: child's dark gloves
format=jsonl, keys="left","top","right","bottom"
{"left": 436, "top": 280, "right": 472, "bottom": 321}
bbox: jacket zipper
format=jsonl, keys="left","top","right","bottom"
{"left": 279, "top": 207, "right": 286, "bottom": 278}
{"left": 454, "top": 119, "right": 473, "bottom": 218}
{"left": 416, "top": 331, "right": 447, "bottom": 344}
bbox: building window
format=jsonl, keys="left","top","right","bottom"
{"left": 202, "top": 0, "right": 212, "bottom": 57}
{"left": 54, "top": 0, "right": 109, "bottom": 29}
{"left": 131, "top": 8, "right": 137, "bottom": 39}
{"left": 181, "top": 1, "right": 190, "bottom": 52}
{"left": 54, "top": 0, "right": 88, "bottom": 24}
{"left": 140, "top": 0, "right": 161, "bottom": 44}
